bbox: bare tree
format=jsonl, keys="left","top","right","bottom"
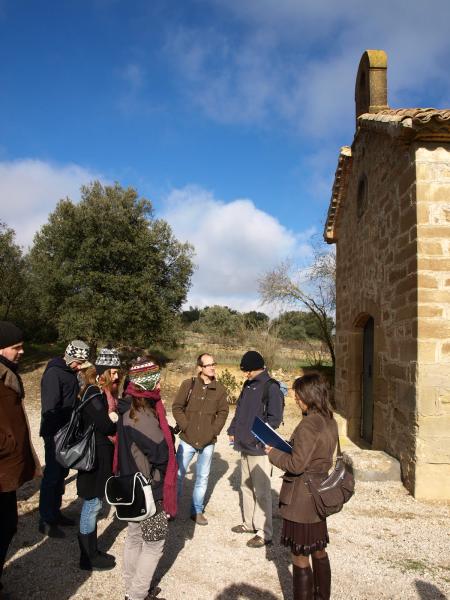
{"left": 259, "top": 247, "right": 336, "bottom": 367}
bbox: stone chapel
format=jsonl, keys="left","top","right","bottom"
{"left": 324, "top": 50, "right": 450, "bottom": 500}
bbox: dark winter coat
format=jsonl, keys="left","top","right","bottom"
{"left": 227, "top": 370, "right": 283, "bottom": 456}
{"left": 76, "top": 385, "right": 116, "bottom": 500}
{"left": 39, "top": 357, "right": 80, "bottom": 437}
{"left": 268, "top": 411, "right": 338, "bottom": 524}
{"left": 0, "top": 359, "right": 40, "bottom": 492}
{"left": 172, "top": 376, "right": 229, "bottom": 449}
{"left": 118, "top": 395, "right": 169, "bottom": 502}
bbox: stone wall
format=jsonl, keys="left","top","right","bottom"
{"left": 414, "top": 144, "right": 450, "bottom": 500}
{"left": 334, "top": 130, "right": 419, "bottom": 494}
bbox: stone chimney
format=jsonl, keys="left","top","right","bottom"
{"left": 355, "top": 50, "right": 389, "bottom": 126}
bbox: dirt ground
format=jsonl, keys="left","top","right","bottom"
{"left": 3, "top": 361, "right": 450, "bottom": 600}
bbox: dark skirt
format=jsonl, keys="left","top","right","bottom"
{"left": 281, "top": 518, "right": 329, "bottom": 556}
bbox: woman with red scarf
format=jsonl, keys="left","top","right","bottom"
{"left": 118, "top": 357, "right": 177, "bottom": 600}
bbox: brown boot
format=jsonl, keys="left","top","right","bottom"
{"left": 312, "top": 554, "right": 331, "bottom": 600}
{"left": 293, "top": 565, "right": 313, "bottom": 600}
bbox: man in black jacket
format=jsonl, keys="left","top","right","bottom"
{"left": 228, "top": 351, "right": 283, "bottom": 548}
{"left": 38, "top": 339, "right": 90, "bottom": 537}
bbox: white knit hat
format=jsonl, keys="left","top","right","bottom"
{"left": 95, "top": 348, "right": 121, "bottom": 372}
{"left": 64, "top": 340, "right": 90, "bottom": 365}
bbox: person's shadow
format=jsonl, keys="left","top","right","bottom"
{"left": 415, "top": 579, "right": 448, "bottom": 600}
{"left": 229, "top": 459, "right": 292, "bottom": 600}
{"left": 152, "top": 450, "right": 229, "bottom": 589}
{"left": 3, "top": 497, "right": 91, "bottom": 599}
{"left": 4, "top": 490, "right": 126, "bottom": 600}
{"left": 215, "top": 582, "right": 280, "bottom": 599}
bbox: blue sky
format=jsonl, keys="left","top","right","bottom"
{"left": 2, "top": 0, "right": 450, "bottom": 311}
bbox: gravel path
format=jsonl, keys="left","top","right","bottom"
{"left": 3, "top": 366, "right": 450, "bottom": 600}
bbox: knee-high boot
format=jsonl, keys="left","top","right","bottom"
{"left": 293, "top": 565, "right": 314, "bottom": 600}
{"left": 312, "top": 554, "right": 331, "bottom": 600}
{"left": 77, "top": 532, "right": 115, "bottom": 571}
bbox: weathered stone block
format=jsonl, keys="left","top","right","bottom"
{"left": 417, "top": 273, "right": 439, "bottom": 288}
{"left": 417, "top": 240, "right": 443, "bottom": 255}
{"left": 418, "top": 414, "right": 450, "bottom": 437}
{"left": 417, "top": 305, "right": 443, "bottom": 317}
{"left": 416, "top": 387, "right": 439, "bottom": 416}
{"left": 419, "top": 226, "right": 450, "bottom": 238}
{"left": 418, "top": 320, "right": 450, "bottom": 338}
{"left": 414, "top": 463, "right": 450, "bottom": 500}
{"left": 417, "top": 340, "right": 437, "bottom": 363}
{"left": 418, "top": 257, "right": 450, "bottom": 271}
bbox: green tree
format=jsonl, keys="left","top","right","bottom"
{"left": 28, "top": 181, "right": 194, "bottom": 348}
{"left": 0, "top": 223, "right": 26, "bottom": 321}
{"left": 242, "top": 310, "right": 269, "bottom": 328}
{"left": 194, "top": 305, "right": 243, "bottom": 338}
{"left": 181, "top": 306, "right": 201, "bottom": 324}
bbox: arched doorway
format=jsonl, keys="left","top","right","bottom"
{"left": 361, "top": 316, "right": 374, "bottom": 444}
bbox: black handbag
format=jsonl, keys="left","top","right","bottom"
{"left": 54, "top": 385, "right": 100, "bottom": 471}
{"left": 105, "top": 472, "right": 156, "bottom": 522}
{"left": 306, "top": 435, "right": 355, "bottom": 519}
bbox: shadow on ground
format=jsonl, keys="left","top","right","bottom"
{"left": 152, "top": 450, "right": 229, "bottom": 589}
{"left": 228, "top": 458, "right": 292, "bottom": 600}
{"left": 3, "top": 496, "right": 126, "bottom": 600}
{"left": 415, "top": 579, "right": 448, "bottom": 600}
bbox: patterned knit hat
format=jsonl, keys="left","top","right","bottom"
{"left": 95, "top": 348, "right": 121, "bottom": 375}
{"left": 128, "top": 359, "right": 161, "bottom": 391}
{"left": 64, "top": 340, "right": 90, "bottom": 365}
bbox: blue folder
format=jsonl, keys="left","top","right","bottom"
{"left": 251, "top": 417, "right": 292, "bottom": 453}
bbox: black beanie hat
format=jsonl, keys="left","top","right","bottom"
{"left": 240, "top": 350, "right": 265, "bottom": 372}
{"left": 0, "top": 321, "right": 24, "bottom": 350}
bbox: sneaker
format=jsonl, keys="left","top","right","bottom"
{"left": 246, "top": 535, "right": 272, "bottom": 548}
{"left": 191, "top": 513, "right": 208, "bottom": 526}
{"left": 231, "top": 524, "right": 256, "bottom": 534}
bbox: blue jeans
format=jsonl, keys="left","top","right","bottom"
{"left": 39, "top": 435, "right": 69, "bottom": 524}
{"left": 176, "top": 439, "right": 214, "bottom": 515}
{"left": 79, "top": 497, "right": 103, "bottom": 535}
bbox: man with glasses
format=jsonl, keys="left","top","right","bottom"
{"left": 172, "top": 353, "right": 229, "bottom": 525}
{"left": 228, "top": 350, "right": 284, "bottom": 548}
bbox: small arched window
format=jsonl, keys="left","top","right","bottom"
{"left": 357, "top": 175, "right": 368, "bottom": 219}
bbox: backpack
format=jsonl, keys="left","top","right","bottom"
{"left": 261, "top": 378, "right": 287, "bottom": 424}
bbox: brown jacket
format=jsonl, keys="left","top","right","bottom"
{"left": 269, "top": 411, "right": 338, "bottom": 524}
{"left": 172, "top": 376, "right": 229, "bottom": 449}
{"left": 0, "top": 362, "right": 41, "bottom": 493}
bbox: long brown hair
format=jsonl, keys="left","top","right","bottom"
{"left": 79, "top": 367, "right": 98, "bottom": 398}
{"left": 292, "top": 372, "right": 333, "bottom": 419}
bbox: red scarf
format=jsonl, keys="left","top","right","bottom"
{"left": 125, "top": 382, "right": 177, "bottom": 517}
{"left": 104, "top": 387, "right": 119, "bottom": 474}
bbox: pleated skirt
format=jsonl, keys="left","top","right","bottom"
{"left": 281, "top": 518, "right": 329, "bottom": 556}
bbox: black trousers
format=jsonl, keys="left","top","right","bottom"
{"left": 39, "top": 435, "right": 69, "bottom": 523}
{"left": 0, "top": 490, "right": 18, "bottom": 582}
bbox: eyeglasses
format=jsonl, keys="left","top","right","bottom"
{"left": 201, "top": 362, "right": 216, "bottom": 368}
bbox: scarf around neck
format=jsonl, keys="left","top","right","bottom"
{"left": 124, "top": 381, "right": 177, "bottom": 517}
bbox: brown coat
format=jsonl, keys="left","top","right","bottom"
{"left": 0, "top": 362, "right": 41, "bottom": 493}
{"left": 172, "top": 376, "right": 229, "bottom": 449}
{"left": 269, "top": 411, "right": 338, "bottom": 524}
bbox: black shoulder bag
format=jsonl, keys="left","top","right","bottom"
{"left": 54, "top": 385, "right": 100, "bottom": 471}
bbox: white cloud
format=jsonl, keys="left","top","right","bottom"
{"left": 0, "top": 159, "right": 103, "bottom": 248}
{"left": 161, "top": 185, "right": 314, "bottom": 311}
{"left": 163, "top": 0, "right": 450, "bottom": 138}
